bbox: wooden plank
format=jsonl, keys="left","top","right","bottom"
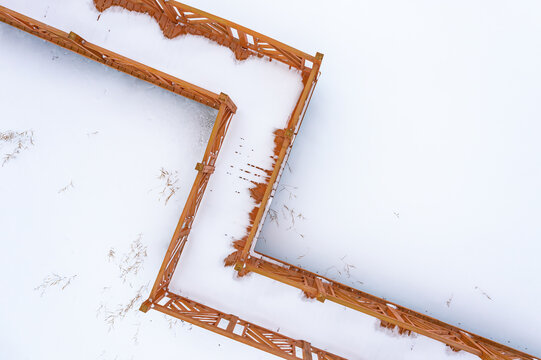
{"left": 225, "top": 315, "right": 238, "bottom": 333}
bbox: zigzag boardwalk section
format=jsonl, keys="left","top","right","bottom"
{"left": 6, "top": 0, "right": 534, "bottom": 358}
{"left": 88, "top": 1, "right": 540, "bottom": 360}
{"left": 0, "top": 6, "right": 345, "bottom": 360}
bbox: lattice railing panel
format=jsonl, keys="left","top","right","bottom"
{"left": 152, "top": 292, "right": 347, "bottom": 360}
{"left": 94, "top": 0, "right": 316, "bottom": 74}
{"left": 242, "top": 255, "right": 538, "bottom": 360}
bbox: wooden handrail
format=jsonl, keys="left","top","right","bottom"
{"left": 94, "top": 0, "right": 319, "bottom": 74}
{"left": 167, "top": 0, "right": 316, "bottom": 63}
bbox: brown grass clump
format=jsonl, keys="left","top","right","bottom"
{"left": 117, "top": 234, "right": 147, "bottom": 283}
{"left": 34, "top": 273, "right": 77, "bottom": 296}
{"left": 158, "top": 167, "right": 180, "bottom": 205}
{"left": 57, "top": 180, "right": 75, "bottom": 194}
{"left": 104, "top": 284, "right": 148, "bottom": 330}
{"left": 1, "top": 130, "right": 34, "bottom": 166}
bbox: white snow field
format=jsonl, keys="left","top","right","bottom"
{"left": 0, "top": 1, "right": 539, "bottom": 360}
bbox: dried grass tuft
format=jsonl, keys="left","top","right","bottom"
{"left": 34, "top": 273, "right": 77, "bottom": 296}
{"left": 57, "top": 180, "right": 74, "bottom": 194}
{"left": 118, "top": 234, "right": 147, "bottom": 283}
{"left": 158, "top": 167, "right": 180, "bottom": 205}
{"left": 0, "top": 130, "right": 34, "bottom": 166}
{"left": 104, "top": 284, "right": 148, "bottom": 330}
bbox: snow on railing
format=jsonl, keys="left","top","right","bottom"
{"left": 152, "top": 292, "right": 347, "bottom": 360}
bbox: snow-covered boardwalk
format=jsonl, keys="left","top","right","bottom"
{"left": 1, "top": 1, "right": 540, "bottom": 360}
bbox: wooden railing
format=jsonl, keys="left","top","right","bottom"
{"left": 0, "top": 5, "right": 346, "bottom": 360}
{"left": 241, "top": 254, "right": 537, "bottom": 360}
{"left": 0, "top": 1, "right": 237, "bottom": 305}
{"left": 36, "top": 1, "right": 535, "bottom": 360}
{"left": 0, "top": 5, "right": 225, "bottom": 110}
{"left": 94, "top": 0, "right": 316, "bottom": 75}
{"left": 88, "top": 2, "right": 539, "bottom": 360}
{"left": 90, "top": 0, "right": 323, "bottom": 301}
{"left": 151, "top": 291, "right": 346, "bottom": 360}
{"left": 146, "top": 94, "right": 235, "bottom": 300}
{"left": 233, "top": 53, "right": 323, "bottom": 268}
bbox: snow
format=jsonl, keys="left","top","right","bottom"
{"left": 1, "top": 0, "right": 540, "bottom": 359}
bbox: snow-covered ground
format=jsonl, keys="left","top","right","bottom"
{"left": 1, "top": 1, "right": 540, "bottom": 359}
